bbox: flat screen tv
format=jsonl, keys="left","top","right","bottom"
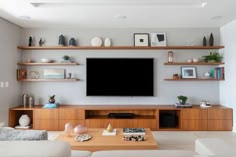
{"left": 86, "top": 58, "right": 154, "bottom": 96}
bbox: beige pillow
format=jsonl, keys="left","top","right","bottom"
{"left": 0, "top": 122, "right": 4, "bottom": 128}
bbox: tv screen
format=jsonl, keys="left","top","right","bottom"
{"left": 86, "top": 58, "right": 154, "bottom": 96}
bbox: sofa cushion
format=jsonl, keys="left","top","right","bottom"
{"left": 0, "top": 128, "right": 48, "bottom": 140}
{"left": 0, "top": 141, "right": 71, "bottom": 157}
{"left": 92, "top": 150, "right": 197, "bottom": 157}
{"left": 195, "top": 138, "right": 236, "bottom": 156}
{"left": 71, "top": 150, "right": 92, "bottom": 157}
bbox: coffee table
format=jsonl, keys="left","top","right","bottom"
{"left": 55, "top": 128, "right": 158, "bottom": 152}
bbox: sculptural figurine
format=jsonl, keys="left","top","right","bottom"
{"left": 28, "top": 36, "right": 32, "bottom": 47}
{"left": 39, "top": 38, "right": 43, "bottom": 46}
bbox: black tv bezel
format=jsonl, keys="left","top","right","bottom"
{"left": 86, "top": 58, "right": 154, "bottom": 96}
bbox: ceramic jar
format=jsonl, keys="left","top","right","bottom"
{"left": 104, "top": 38, "right": 111, "bottom": 47}
{"left": 19, "top": 114, "right": 30, "bottom": 127}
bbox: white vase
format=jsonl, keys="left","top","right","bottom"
{"left": 19, "top": 114, "right": 30, "bottom": 127}
{"left": 104, "top": 38, "right": 111, "bottom": 47}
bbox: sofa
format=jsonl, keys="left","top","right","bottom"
{"left": 0, "top": 140, "right": 196, "bottom": 157}
{"left": 195, "top": 138, "right": 236, "bottom": 157}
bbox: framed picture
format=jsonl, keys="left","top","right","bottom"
{"left": 134, "top": 33, "right": 149, "bottom": 46}
{"left": 43, "top": 69, "right": 65, "bottom": 79}
{"left": 150, "top": 33, "right": 166, "bottom": 46}
{"left": 181, "top": 66, "right": 197, "bottom": 78}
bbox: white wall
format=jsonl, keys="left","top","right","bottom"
{"left": 220, "top": 20, "right": 236, "bottom": 131}
{"left": 20, "top": 28, "right": 221, "bottom": 105}
{"left": 0, "top": 18, "right": 22, "bottom": 126}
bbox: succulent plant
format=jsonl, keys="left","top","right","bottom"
{"left": 177, "top": 95, "right": 188, "bottom": 105}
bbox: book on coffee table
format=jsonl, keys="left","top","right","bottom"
{"left": 123, "top": 128, "right": 146, "bottom": 135}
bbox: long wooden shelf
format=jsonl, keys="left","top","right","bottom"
{"left": 17, "top": 45, "right": 224, "bottom": 50}
{"left": 17, "top": 78, "right": 79, "bottom": 82}
{"left": 164, "top": 78, "right": 224, "bottom": 81}
{"left": 164, "top": 62, "right": 224, "bottom": 65}
{"left": 17, "top": 62, "right": 79, "bottom": 66}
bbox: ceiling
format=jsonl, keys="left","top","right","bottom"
{"left": 0, "top": 0, "right": 236, "bottom": 28}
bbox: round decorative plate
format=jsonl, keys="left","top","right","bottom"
{"left": 91, "top": 37, "right": 102, "bottom": 47}
{"left": 74, "top": 134, "right": 92, "bottom": 142}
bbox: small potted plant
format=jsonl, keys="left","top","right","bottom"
{"left": 173, "top": 74, "right": 179, "bottom": 79}
{"left": 201, "top": 52, "right": 223, "bottom": 63}
{"left": 177, "top": 95, "right": 188, "bottom": 105}
{"left": 62, "top": 55, "right": 71, "bottom": 63}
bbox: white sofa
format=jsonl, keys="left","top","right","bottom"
{"left": 0, "top": 140, "right": 196, "bottom": 157}
{"left": 1, "top": 138, "right": 233, "bottom": 157}
{"left": 0, "top": 141, "right": 91, "bottom": 157}
{"left": 195, "top": 138, "right": 236, "bottom": 157}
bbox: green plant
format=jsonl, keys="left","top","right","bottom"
{"left": 177, "top": 95, "right": 188, "bottom": 105}
{"left": 62, "top": 55, "right": 70, "bottom": 60}
{"left": 201, "top": 52, "right": 223, "bottom": 63}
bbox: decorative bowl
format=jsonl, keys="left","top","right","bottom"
{"left": 41, "top": 58, "right": 52, "bottom": 63}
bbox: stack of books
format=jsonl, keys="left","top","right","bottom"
{"left": 123, "top": 128, "right": 146, "bottom": 135}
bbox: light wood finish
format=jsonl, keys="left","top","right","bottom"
{"left": 34, "top": 108, "right": 59, "bottom": 131}
{"left": 182, "top": 120, "right": 208, "bottom": 130}
{"left": 55, "top": 128, "right": 158, "bottom": 151}
{"left": 208, "top": 108, "right": 233, "bottom": 119}
{"left": 17, "top": 62, "right": 79, "bottom": 66}
{"left": 207, "top": 120, "right": 233, "bottom": 131}
{"left": 17, "top": 45, "right": 224, "bottom": 50}
{"left": 34, "top": 119, "right": 59, "bottom": 131}
{"left": 164, "top": 62, "right": 224, "bottom": 65}
{"left": 59, "top": 108, "right": 85, "bottom": 120}
{"left": 182, "top": 108, "right": 208, "bottom": 130}
{"left": 34, "top": 108, "right": 58, "bottom": 120}
{"left": 17, "top": 78, "right": 79, "bottom": 82}
{"left": 182, "top": 108, "right": 208, "bottom": 120}
{"left": 164, "top": 78, "right": 224, "bottom": 81}
{"left": 8, "top": 105, "right": 233, "bottom": 131}
{"left": 207, "top": 107, "right": 233, "bottom": 131}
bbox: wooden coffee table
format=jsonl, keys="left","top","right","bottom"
{"left": 55, "top": 128, "right": 158, "bottom": 152}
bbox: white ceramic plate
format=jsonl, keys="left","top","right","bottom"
{"left": 74, "top": 134, "right": 92, "bottom": 142}
{"left": 91, "top": 37, "right": 102, "bottom": 47}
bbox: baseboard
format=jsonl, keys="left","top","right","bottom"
{"left": 232, "top": 126, "right": 236, "bottom": 133}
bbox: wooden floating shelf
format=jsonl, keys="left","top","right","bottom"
{"left": 17, "top": 45, "right": 224, "bottom": 50}
{"left": 164, "top": 62, "right": 225, "bottom": 65}
{"left": 17, "top": 62, "right": 79, "bottom": 66}
{"left": 17, "top": 79, "right": 79, "bottom": 82}
{"left": 164, "top": 78, "right": 224, "bottom": 81}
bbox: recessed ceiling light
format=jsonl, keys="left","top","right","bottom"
{"left": 114, "top": 14, "right": 127, "bottom": 19}
{"left": 211, "top": 16, "right": 223, "bottom": 20}
{"left": 18, "top": 16, "right": 31, "bottom": 20}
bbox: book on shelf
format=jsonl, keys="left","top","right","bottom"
{"left": 123, "top": 128, "right": 146, "bottom": 135}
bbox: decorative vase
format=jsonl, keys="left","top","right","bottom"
{"left": 209, "top": 33, "right": 214, "bottom": 46}
{"left": 203, "top": 36, "right": 207, "bottom": 46}
{"left": 58, "top": 34, "right": 65, "bottom": 46}
{"left": 74, "top": 125, "right": 88, "bottom": 135}
{"left": 104, "top": 38, "right": 111, "bottom": 47}
{"left": 19, "top": 114, "right": 30, "bottom": 127}
{"left": 64, "top": 122, "right": 74, "bottom": 136}
{"left": 69, "top": 38, "right": 76, "bottom": 46}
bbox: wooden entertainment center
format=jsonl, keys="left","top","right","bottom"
{"left": 9, "top": 105, "right": 232, "bottom": 131}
